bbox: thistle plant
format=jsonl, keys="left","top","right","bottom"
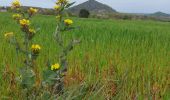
{"left": 4, "top": 0, "right": 80, "bottom": 98}
{"left": 5, "top": 0, "right": 40, "bottom": 96}
{"left": 33, "top": 0, "right": 80, "bottom": 96}
{"left": 50, "top": 0, "right": 80, "bottom": 94}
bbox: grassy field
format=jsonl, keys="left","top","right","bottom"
{"left": 0, "top": 12, "right": 170, "bottom": 99}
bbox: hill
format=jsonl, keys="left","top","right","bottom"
{"left": 149, "top": 11, "right": 170, "bottom": 17}
{"left": 68, "top": 0, "right": 116, "bottom": 14}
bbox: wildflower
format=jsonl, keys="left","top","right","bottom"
{"left": 12, "top": 14, "right": 21, "bottom": 20}
{"left": 29, "top": 28, "right": 36, "bottom": 34}
{"left": 56, "top": 15, "right": 61, "bottom": 19}
{"left": 56, "top": 0, "right": 68, "bottom": 5}
{"left": 64, "top": 19, "right": 73, "bottom": 26}
{"left": 54, "top": 5, "right": 61, "bottom": 11}
{"left": 31, "top": 44, "right": 41, "bottom": 54}
{"left": 11, "top": 0, "right": 21, "bottom": 8}
{"left": 19, "top": 19, "right": 30, "bottom": 26}
{"left": 28, "top": 8, "right": 38, "bottom": 15}
{"left": 51, "top": 63, "right": 60, "bottom": 71}
{"left": 28, "top": 29, "right": 36, "bottom": 39}
{"left": 4, "top": 32, "right": 14, "bottom": 37}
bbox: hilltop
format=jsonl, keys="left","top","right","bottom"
{"left": 68, "top": 0, "right": 116, "bottom": 14}
{"left": 149, "top": 11, "right": 170, "bottom": 17}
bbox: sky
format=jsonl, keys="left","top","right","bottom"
{"left": 0, "top": 0, "right": 170, "bottom": 14}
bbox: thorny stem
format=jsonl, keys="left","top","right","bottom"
{"left": 53, "top": 13, "right": 81, "bottom": 94}
{"left": 24, "top": 15, "right": 32, "bottom": 68}
{"left": 53, "top": 23, "right": 65, "bottom": 94}
{"left": 24, "top": 32, "right": 30, "bottom": 68}
{"left": 54, "top": 25, "right": 64, "bottom": 48}
{"left": 15, "top": 8, "right": 31, "bottom": 68}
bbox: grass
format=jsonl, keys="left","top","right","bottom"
{"left": 0, "top": 12, "right": 170, "bottom": 99}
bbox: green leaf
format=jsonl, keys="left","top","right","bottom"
{"left": 60, "top": 6, "right": 65, "bottom": 12}
{"left": 65, "top": 2, "right": 76, "bottom": 8}
{"left": 20, "top": 68, "right": 35, "bottom": 89}
{"left": 64, "top": 26, "right": 76, "bottom": 31}
{"left": 42, "top": 69, "right": 57, "bottom": 86}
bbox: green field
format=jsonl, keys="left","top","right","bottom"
{"left": 0, "top": 12, "right": 170, "bottom": 99}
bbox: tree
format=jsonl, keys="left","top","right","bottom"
{"left": 79, "top": 9, "right": 90, "bottom": 18}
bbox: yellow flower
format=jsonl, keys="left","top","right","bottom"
{"left": 54, "top": 5, "right": 61, "bottom": 10}
{"left": 19, "top": 19, "right": 30, "bottom": 26}
{"left": 51, "top": 63, "right": 60, "bottom": 71}
{"left": 12, "top": 14, "right": 21, "bottom": 20}
{"left": 29, "top": 29, "right": 36, "bottom": 34}
{"left": 56, "top": 15, "right": 61, "bottom": 19}
{"left": 4, "top": 32, "right": 14, "bottom": 37}
{"left": 28, "top": 7, "right": 38, "bottom": 14}
{"left": 56, "top": 0, "right": 68, "bottom": 5}
{"left": 31, "top": 44, "right": 41, "bottom": 54}
{"left": 64, "top": 19, "right": 73, "bottom": 26}
{"left": 11, "top": 0, "right": 21, "bottom": 8}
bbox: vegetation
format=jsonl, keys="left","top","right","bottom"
{"left": 1, "top": 0, "right": 79, "bottom": 99}
{"left": 2, "top": 6, "right": 170, "bottom": 22}
{"left": 79, "top": 9, "right": 90, "bottom": 18}
{"left": 0, "top": 9, "right": 170, "bottom": 100}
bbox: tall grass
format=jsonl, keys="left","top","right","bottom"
{"left": 0, "top": 12, "right": 169, "bottom": 99}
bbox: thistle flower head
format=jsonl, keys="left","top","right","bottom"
{"left": 29, "top": 28, "right": 36, "bottom": 34}
{"left": 56, "top": 0, "right": 68, "bottom": 5}
{"left": 28, "top": 7, "right": 38, "bottom": 15}
{"left": 19, "top": 19, "right": 30, "bottom": 26}
{"left": 64, "top": 19, "right": 73, "bottom": 26}
{"left": 11, "top": 0, "right": 21, "bottom": 8}
{"left": 31, "top": 44, "right": 41, "bottom": 54}
{"left": 56, "top": 15, "right": 61, "bottom": 19}
{"left": 51, "top": 63, "right": 60, "bottom": 71}
{"left": 54, "top": 5, "right": 61, "bottom": 10}
{"left": 12, "top": 14, "right": 21, "bottom": 20}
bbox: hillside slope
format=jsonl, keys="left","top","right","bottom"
{"left": 68, "top": 0, "right": 116, "bottom": 14}
{"left": 149, "top": 11, "right": 170, "bottom": 17}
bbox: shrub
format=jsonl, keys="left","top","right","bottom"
{"left": 79, "top": 9, "right": 90, "bottom": 18}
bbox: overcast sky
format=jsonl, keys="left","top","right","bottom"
{"left": 0, "top": 0, "right": 170, "bottom": 14}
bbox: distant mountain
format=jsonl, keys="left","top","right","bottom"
{"left": 149, "top": 11, "right": 170, "bottom": 17}
{"left": 68, "top": 0, "right": 116, "bottom": 14}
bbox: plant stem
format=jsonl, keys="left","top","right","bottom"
{"left": 25, "top": 32, "right": 29, "bottom": 68}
